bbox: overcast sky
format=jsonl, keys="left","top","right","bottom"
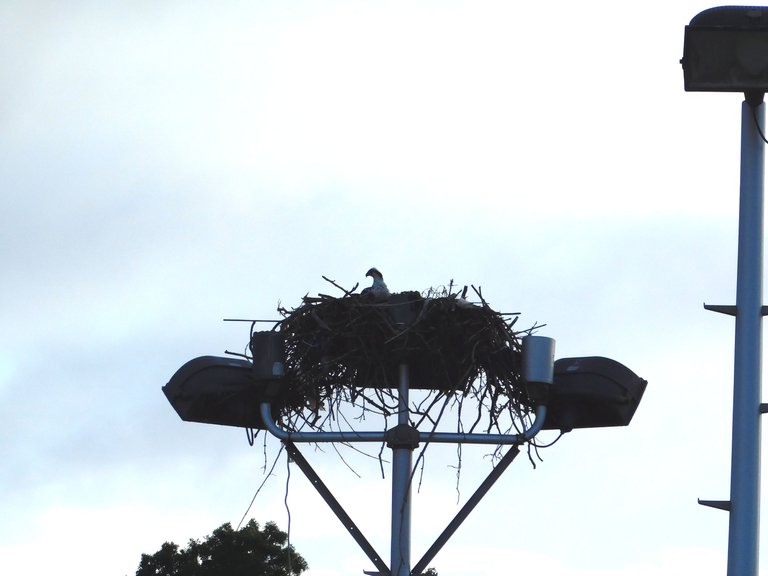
{"left": 2, "top": 1, "right": 764, "bottom": 575}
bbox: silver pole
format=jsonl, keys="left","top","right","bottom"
{"left": 727, "top": 98, "right": 765, "bottom": 576}
{"left": 391, "top": 363, "right": 412, "bottom": 576}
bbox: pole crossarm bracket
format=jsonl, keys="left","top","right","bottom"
{"left": 386, "top": 424, "right": 420, "bottom": 449}
{"left": 703, "top": 303, "right": 768, "bottom": 316}
{"left": 259, "top": 403, "right": 548, "bottom": 446}
{"left": 699, "top": 498, "right": 732, "bottom": 512}
{"left": 704, "top": 304, "right": 738, "bottom": 316}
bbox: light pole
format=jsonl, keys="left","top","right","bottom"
{"left": 682, "top": 6, "right": 768, "bottom": 575}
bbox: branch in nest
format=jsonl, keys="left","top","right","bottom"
{"left": 322, "top": 275, "right": 359, "bottom": 297}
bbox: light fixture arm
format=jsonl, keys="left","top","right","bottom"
{"left": 258, "top": 402, "right": 547, "bottom": 445}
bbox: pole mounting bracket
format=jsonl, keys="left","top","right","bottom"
{"left": 704, "top": 304, "right": 737, "bottom": 316}
{"left": 703, "top": 304, "right": 768, "bottom": 316}
{"left": 698, "top": 498, "right": 731, "bottom": 511}
{"left": 385, "top": 423, "right": 420, "bottom": 449}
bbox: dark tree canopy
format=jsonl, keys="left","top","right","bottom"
{"left": 136, "top": 520, "right": 307, "bottom": 576}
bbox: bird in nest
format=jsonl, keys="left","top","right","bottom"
{"left": 361, "top": 267, "right": 390, "bottom": 300}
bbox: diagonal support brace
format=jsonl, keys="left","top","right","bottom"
{"left": 410, "top": 444, "right": 522, "bottom": 576}
{"left": 283, "top": 441, "right": 391, "bottom": 576}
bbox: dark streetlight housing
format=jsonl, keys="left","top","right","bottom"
{"left": 163, "top": 332, "right": 286, "bottom": 429}
{"left": 682, "top": 6, "right": 768, "bottom": 94}
{"left": 542, "top": 356, "right": 647, "bottom": 432}
{"left": 163, "top": 356, "right": 281, "bottom": 429}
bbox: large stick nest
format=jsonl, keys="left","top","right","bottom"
{"left": 263, "top": 281, "right": 540, "bottom": 436}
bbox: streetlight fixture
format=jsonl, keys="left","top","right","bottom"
{"left": 542, "top": 356, "right": 646, "bottom": 432}
{"left": 163, "top": 332, "right": 286, "bottom": 429}
{"left": 162, "top": 355, "right": 278, "bottom": 429}
{"left": 164, "top": 333, "right": 645, "bottom": 576}
{"left": 682, "top": 6, "right": 768, "bottom": 93}
{"left": 682, "top": 6, "right": 768, "bottom": 576}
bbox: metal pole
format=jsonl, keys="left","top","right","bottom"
{"left": 391, "top": 364, "right": 412, "bottom": 576}
{"left": 727, "top": 97, "right": 765, "bottom": 576}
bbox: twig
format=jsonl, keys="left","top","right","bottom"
{"left": 224, "top": 318, "right": 282, "bottom": 323}
{"left": 224, "top": 349, "right": 251, "bottom": 360}
{"left": 322, "top": 275, "right": 359, "bottom": 296}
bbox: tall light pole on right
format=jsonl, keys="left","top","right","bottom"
{"left": 682, "top": 6, "right": 768, "bottom": 576}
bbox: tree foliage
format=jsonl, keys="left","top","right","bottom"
{"left": 136, "top": 520, "right": 307, "bottom": 576}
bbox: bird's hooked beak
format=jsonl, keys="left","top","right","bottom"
{"left": 366, "top": 267, "right": 382, "bottom": 279}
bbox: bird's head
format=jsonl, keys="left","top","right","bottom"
{"left": 366, "top": 267, "right": 383, "bottom": 280}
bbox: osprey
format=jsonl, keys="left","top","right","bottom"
{"left": 361, "top": 267, "right": 390, "bottom": 300}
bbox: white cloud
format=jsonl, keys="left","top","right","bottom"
{"left": 1, "top": 1, "right": 762, "bottom": 576}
